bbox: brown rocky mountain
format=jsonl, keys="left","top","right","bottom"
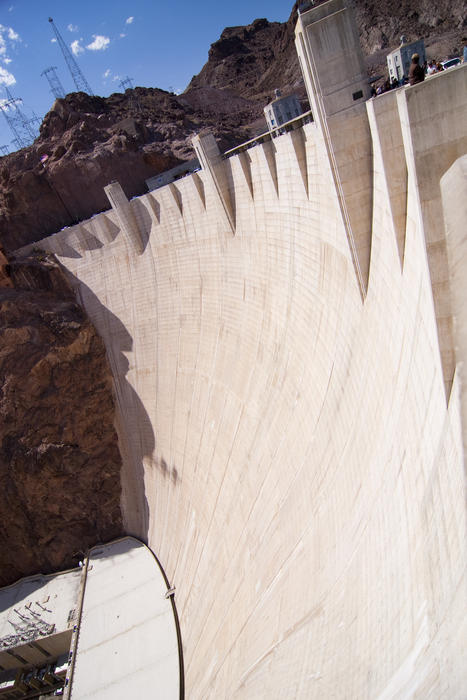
{"left": 0, "top": 252, "right": 123, "bottom": 585}
{"left": 187, "top": 16, "right": 303, "bottom": 102}
{"left": 0, "top": 0, "right": 465, "bottom": 251}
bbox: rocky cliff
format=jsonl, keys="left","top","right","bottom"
{"left": 0, "top": 252, "right": 123, "bottom": 586}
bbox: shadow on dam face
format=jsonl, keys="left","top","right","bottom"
{"left": 131, "top": 197, "right": 152, "bottom": 255}
{"left": 67, "top": 274, "right": 161, "bottom": 542}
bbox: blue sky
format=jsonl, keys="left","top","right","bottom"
{"left": 0, "top": 0, "right": 294, "bottom": 151}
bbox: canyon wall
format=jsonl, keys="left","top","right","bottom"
{"left": 0, "top": 254, "right": 123, "bottom": 586}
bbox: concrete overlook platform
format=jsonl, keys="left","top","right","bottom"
{"left": 16, "top": 1, "right": 467, "bottom": 697}
{"left": 0, "top": 539, "right": 181, "bottom": 699}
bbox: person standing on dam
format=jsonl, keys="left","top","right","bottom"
{"left": 409, "top": 53, "right": 425, "bottom": 85}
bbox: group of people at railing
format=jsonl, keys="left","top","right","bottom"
{"left": 372, "top": 45, "right": 465, "bottom": 97}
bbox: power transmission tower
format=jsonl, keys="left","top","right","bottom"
{"left": 31, "top": 112, "right": 42, "bottom": 130}
{"left": 119, "top": 76, "right": 141, "bottom": 113}
{"left": 48, "top": 17, "right": 93, "bottom": 95}
{"left": 0, "top": 145, "right": 8, "bottom": 156}
{"left": 119, "top": 77, "right": 134, "bottom": 92}
{"left": 0, "top": 88, "right": 37, "bottom": 149}
{"left": 41, "top": 66, "right": 66, "bottom": 99}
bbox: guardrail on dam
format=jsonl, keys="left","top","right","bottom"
{"left": 17, "top": 1, "right": 467, "bottom": 697}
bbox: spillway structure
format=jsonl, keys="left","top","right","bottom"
{"left": 10, "top": 0, "right": 467, "bottom": 696}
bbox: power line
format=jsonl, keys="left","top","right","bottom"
{"left": 119, "top": 76, "right": 141, "bottom": 113}
{"left": 119, "top": 76, "right": 134, "bottom": 92}
{"left": 41, "top": 66, "right": 66, "bottom": 99}
{"left": 48, "top": 17, "right": 93, "bottom": 95}
{"left": 0, "top": 88, "right": 38, "bottom": 149}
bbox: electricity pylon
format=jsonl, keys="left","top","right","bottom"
{"left": 48, "top": 17, "right": 93, "bottom": 95}
{"left": 0, "top": 88, "right": 37, "bottom": 149}
{"left": 41, "top": 66, "right": 66, "bottom": 99}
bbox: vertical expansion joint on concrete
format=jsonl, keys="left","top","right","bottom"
{"left": 261, "top": 139, "right": 279, "bottom": 196}
{"left": 238, "top": 151, "right": 254, "bottom": 199}
{"left": 104, "top": 181, "right": 144, "bottom": 254}
{"left": 289, "top": 127, "right": 309, "bottom": 196}
{"left": 168, "top": 183, "right": 183, "bottom": 216}
{"left": 146, "top": 192, "right": 162, "bottom": 224}
{"left": 192, "top": 133, "right": 236, "bottom": 234}
{"left": 396, "top": 75, "right": 463, "bottom": 399}
{"left": 191, "top": 172, "right": 206, "bottom": 208}
{"left": 295, "top": 1, "right": 372, "bottom": 299}
{"left": 366, "top": 94, "right": 408, "bottom": 271}
{"left": 441, "top": 156, "right": 467, "bottom": 436}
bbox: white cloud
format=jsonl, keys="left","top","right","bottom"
{"left": 0, "top": 24, "right": 20, "bottom": 68}
{"left": 0, "top": 24, "right": 20, "bottom": 42}
{"left": 119, "top": 33, "right": 126, "bottom": 38}
{"left": 125, "top": 16, "right": 134, "bottom": 24}
{"left": 0, "top": 65, "right": 16, "bottom": 86}
{"left": 103, "top": 68, "right": 111, "bottom": 79}
{"left": 86, "top": 35, "right": 110, "bottom": 51}
{"left": 67, "top": 24, "right": 78, "bottom": 33}
{"left": 112, "top": 75, "right": 121, "bottom": 82}
{"left": 71, "top": 39, "right": 84, "bottom": 56}
{"left": 51, "top": 37, "right": 57, "bottom": 43}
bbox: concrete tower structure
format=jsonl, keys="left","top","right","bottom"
{"left": 8, "top": 0, "right": 467, "bottom": 696}
{"left": 296, "top": 0, "right": 373, "bottom": 293}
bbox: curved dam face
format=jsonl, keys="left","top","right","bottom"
{"left": 19, "top": 18, "right": 467, "bottom": 699}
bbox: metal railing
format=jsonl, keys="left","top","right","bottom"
{"left": 222, "top": 110, "right": 314, "bottom": 160}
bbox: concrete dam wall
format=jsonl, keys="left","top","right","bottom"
{"left": 18, "top": 5, "right": 467, "bottom": 696}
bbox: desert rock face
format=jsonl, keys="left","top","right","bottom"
{"left": 0, "top": 253, "right": 123, "bottom": 586}
{"left": 187, "top": 13, "right": 302, "bottom": 101}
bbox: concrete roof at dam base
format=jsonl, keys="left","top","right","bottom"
{"left": 70, "top": 538, "right": 180, "bottom": 699}
{"left": 0, "top": 538, "right": 181, "bottom": 699}
{"left": 11, "top": 0, "right": 467, "bottom": 696}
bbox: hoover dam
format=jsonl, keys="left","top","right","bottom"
{"left": 4, "top": 1, "right": 467, "bottom": 697}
